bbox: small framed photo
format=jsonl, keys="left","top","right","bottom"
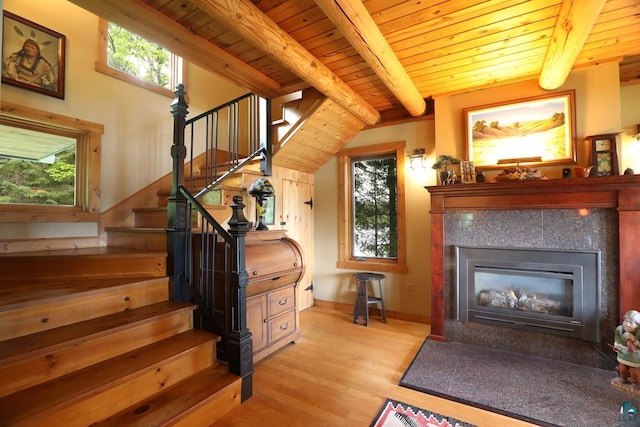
{"left": 460, "top": 161, "right": 476, "bottom": 184}
{"left": 2, "top": 11, "right": 66, "bottom": 99}
{"left": 263, "top": 195, "right": 275, "bottom": 225}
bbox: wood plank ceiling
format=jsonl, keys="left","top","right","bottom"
{"left": 68, "top": 0, "right": 640, "bottom": 170}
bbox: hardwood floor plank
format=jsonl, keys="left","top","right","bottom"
{"left": 215, "top": 306, "right": 536, "bottom": 426}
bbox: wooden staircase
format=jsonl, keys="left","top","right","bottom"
{"left": 0, "top": 247, "right": 241, "bottom": 426}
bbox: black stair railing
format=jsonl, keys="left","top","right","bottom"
{"left": 167, "top": 84, "right": 271, "bottom": 402}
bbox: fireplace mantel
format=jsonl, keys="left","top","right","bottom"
{"left": 426, "top": 175, "right": 640, "bottom": 341}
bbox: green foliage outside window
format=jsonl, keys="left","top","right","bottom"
{"left": 0, "top": 146, "right": 75, "bottom": 205}
{"left": 107, "top": 22, "right": 170, "bottom": 88}
{"left": 352, "top": 156, "right": 398, "bottom": 259}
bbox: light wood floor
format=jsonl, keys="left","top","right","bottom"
{"left": 214, "top": 306, "right": 536, "bottom": 426}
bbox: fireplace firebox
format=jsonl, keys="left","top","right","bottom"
{"left": 457, "top": 246, "right": 601, "bottom": 342}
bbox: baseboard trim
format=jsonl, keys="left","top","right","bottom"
{"left": 312, "top": 299, "right": 430, "bottom": 324}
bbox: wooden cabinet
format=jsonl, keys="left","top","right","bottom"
{"left": 247, "top": 283, "right": 298, "bottom": 361}
{"left": 245, "top": 233, "right": 304, "bottom": 362}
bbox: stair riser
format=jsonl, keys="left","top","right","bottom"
{"left": 0, "top": 309, "right": 194, "bottom": 398}
{"left": 0, "top": 278, "right": 169, "bottom": 341}
{"left": 134, "top": 210, "right": 168, "bottom": 228}
{"left": 0, "top": 255, "right": 167, "bottom": 280}
{"left": 107, "top": 230, "right": 167, "bottom": 251}
{"left": 11, "top": 343, "right": 214, "bottom": 427}
{"left": 171, "top": 382, "right": 241, "bottom": 427}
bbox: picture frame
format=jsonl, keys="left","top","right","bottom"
{"left": 2, "top": 11, "right": 66, "bottom": 99}
{"left": 263, "top": 195, "right": 275, "bottom": 225}
{"left": 464, "top": 90, "right": 576, "bottom": 169}
{"left": 460, "top": 161, "right": 476, "bottom": 184}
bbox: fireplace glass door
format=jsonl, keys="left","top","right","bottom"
{"left": 457, "top": 246, "right": 601, "bottom": 342}
{"left": 474, "top": 267, "right": 573, "bottom": 318}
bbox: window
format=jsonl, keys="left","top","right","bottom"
{"left": 96, "top": 19, "right": 186, "bottom": 97}
{"left": 337, "top": 141, "right": 407, "bottom": 273}
{"left": 0, "top": 101, "right": 102, "bottom": 222}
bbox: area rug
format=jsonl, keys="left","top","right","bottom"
{"left": 400, "top": 339, "right": 640, "bottom": 427}
{"left": 370, "top": 398, "right": 476, "bottom": 427}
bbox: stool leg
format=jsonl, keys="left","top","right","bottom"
{"left": 377, "top": 280, "right": 387, "bottom": 323}
{"left": 353, "top": 278, "right": 368, "bottom": 325}
{"left": 364, "top": 280, "right": 370, "bottom": 326}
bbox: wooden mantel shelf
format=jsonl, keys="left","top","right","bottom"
{"left": 425, "top": 175, "right": 640, "bottom": 341}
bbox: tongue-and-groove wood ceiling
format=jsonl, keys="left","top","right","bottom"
{"left": 69, "top": 0, "right": 639, "bottom": 169}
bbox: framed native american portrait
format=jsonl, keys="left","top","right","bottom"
{"left": 2, "top": 11, "right": 66, "bottom": 99}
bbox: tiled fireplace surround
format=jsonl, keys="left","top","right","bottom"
{"left": 427, "top": 176, "right": 640, "bottom": 370}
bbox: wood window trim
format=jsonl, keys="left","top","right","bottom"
{"left": 0, "top": 101, "right": 103, "bottom": 223}
{"left": 95, "top": 18, "right": 187, "bottom": 98}
{"left": 337, "top": 141, "right": 408, "bottom": 274}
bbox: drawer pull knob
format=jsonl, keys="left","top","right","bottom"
{"left": 278, "top": 297, "right": 288, "bottom": 305}
{"left": 279, "top": 322, "right": 289, "bottom": 330}
{"left": 253, "top": 271, "right": 258, "bottom": 276}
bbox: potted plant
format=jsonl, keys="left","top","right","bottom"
{"left": 432, "top": 154, "right": 461, "bottom": 185}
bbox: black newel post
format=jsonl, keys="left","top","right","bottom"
{"left": 167, "top": 84, "right": 189, "bottom": 302}
{"left": 226, "top": 195, "right": 254, "bottom": 401}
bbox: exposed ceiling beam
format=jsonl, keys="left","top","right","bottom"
{"left": 539, "top": 0, "right": 606, "bottom": 90}
{"left": 314, "top": 0, "right": 426, "bottom": 117}
{"left": 67, "top": 0, "right": 284, "bottom": 99}
{"left": 193, "top": 0, "right": 380, "bottom": 126}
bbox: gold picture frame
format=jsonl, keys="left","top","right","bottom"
{"left": 2, "top": 11, "right": 66, "bottom": 99}
{"left": 464, "top": 91, "right": 576, "bottom": 169}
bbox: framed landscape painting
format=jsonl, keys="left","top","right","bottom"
{"left": 1, "top": 11, "right": 66, "bottom": 99}
{"left": 464, "top": 91, "right": 576, "bottom": 169}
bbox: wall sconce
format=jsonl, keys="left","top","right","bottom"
{"left": 408, "top": 148, "right": 426, "bottom": 169}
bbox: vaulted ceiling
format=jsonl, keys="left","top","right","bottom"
{"left": 69, "top": 0, "right": 639, "bottom": 128}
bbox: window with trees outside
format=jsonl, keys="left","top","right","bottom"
{"left": 0, "top": 102, "right": 102, "bottom": 223}
{"left": 95, "top": 19, "right": 186, "bottom": 97}
{"left": 337, "top": 141, "right": 407, "bottom": 273}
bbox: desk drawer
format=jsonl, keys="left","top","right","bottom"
{"left": 268, "top": 286, "right": 295, "bottom": 317}
{"left": 268, "top": 310, "right": 296, "bottom": 343}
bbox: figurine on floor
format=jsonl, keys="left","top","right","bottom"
{"left": 613, "top": 310, "right": 640, "bottom": 389}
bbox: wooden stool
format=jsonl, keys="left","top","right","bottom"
{"left": 352, "top": 272, "right": 387, "bottom": 326}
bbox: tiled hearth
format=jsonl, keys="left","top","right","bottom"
{"left": 426, "top": 176, "right": 640, "bottom": 370}
{"left": 443, "top": 208, "right": 618, "bottom": 369}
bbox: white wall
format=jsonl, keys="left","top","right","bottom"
{"left": 0, "top": 0, "right": 247, "bottom": 238}
{"left": 620, "top": 84, "right": 640, "bottom": 172}
{"left": 314, "top": 120, "right": 434, "bottom": 317}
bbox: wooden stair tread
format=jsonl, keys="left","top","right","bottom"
{"left": 0, "top": 246, "right": 166, "bottom": 258}
{"left": 0, "top": 330, "right": 218, "bottom": 425}
{"left": 105, "top": 227, "right": 168, "bottom": 232}
{"left": 92, "top": 364, "right": 240, "bottom": 426}
{"left": 0, "top": 276, "right": 167, "bottom": 309}
{"left": 0, "top": 301, "right": 195, "bottom": 364}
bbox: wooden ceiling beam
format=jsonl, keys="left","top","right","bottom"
{"left": 539, "top": 0, "right": 606, "bottom": 90}
{"left": 67, "top": 0, "right": 284, "bottom": 98}
{"left": 314, "top": 0, "right": 426, "bottom": 117}
{"left": 193, "top": 0, "right": 380, "bottom": 126}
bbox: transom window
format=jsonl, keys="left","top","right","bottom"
{"left": 337, "top": 141, "right": 407, "bottom": 273}
{"left": 96, "top": 19, "right": 186, "bottom": 97}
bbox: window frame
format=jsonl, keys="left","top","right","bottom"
{"left": 95, "top": 18, "right": 187, "bottom": 98}
{"left": 337, "top": 141, "right": 407, "bottom": 273}
{"left": 0, "top": 101, "right": 102, "bottom": 223}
